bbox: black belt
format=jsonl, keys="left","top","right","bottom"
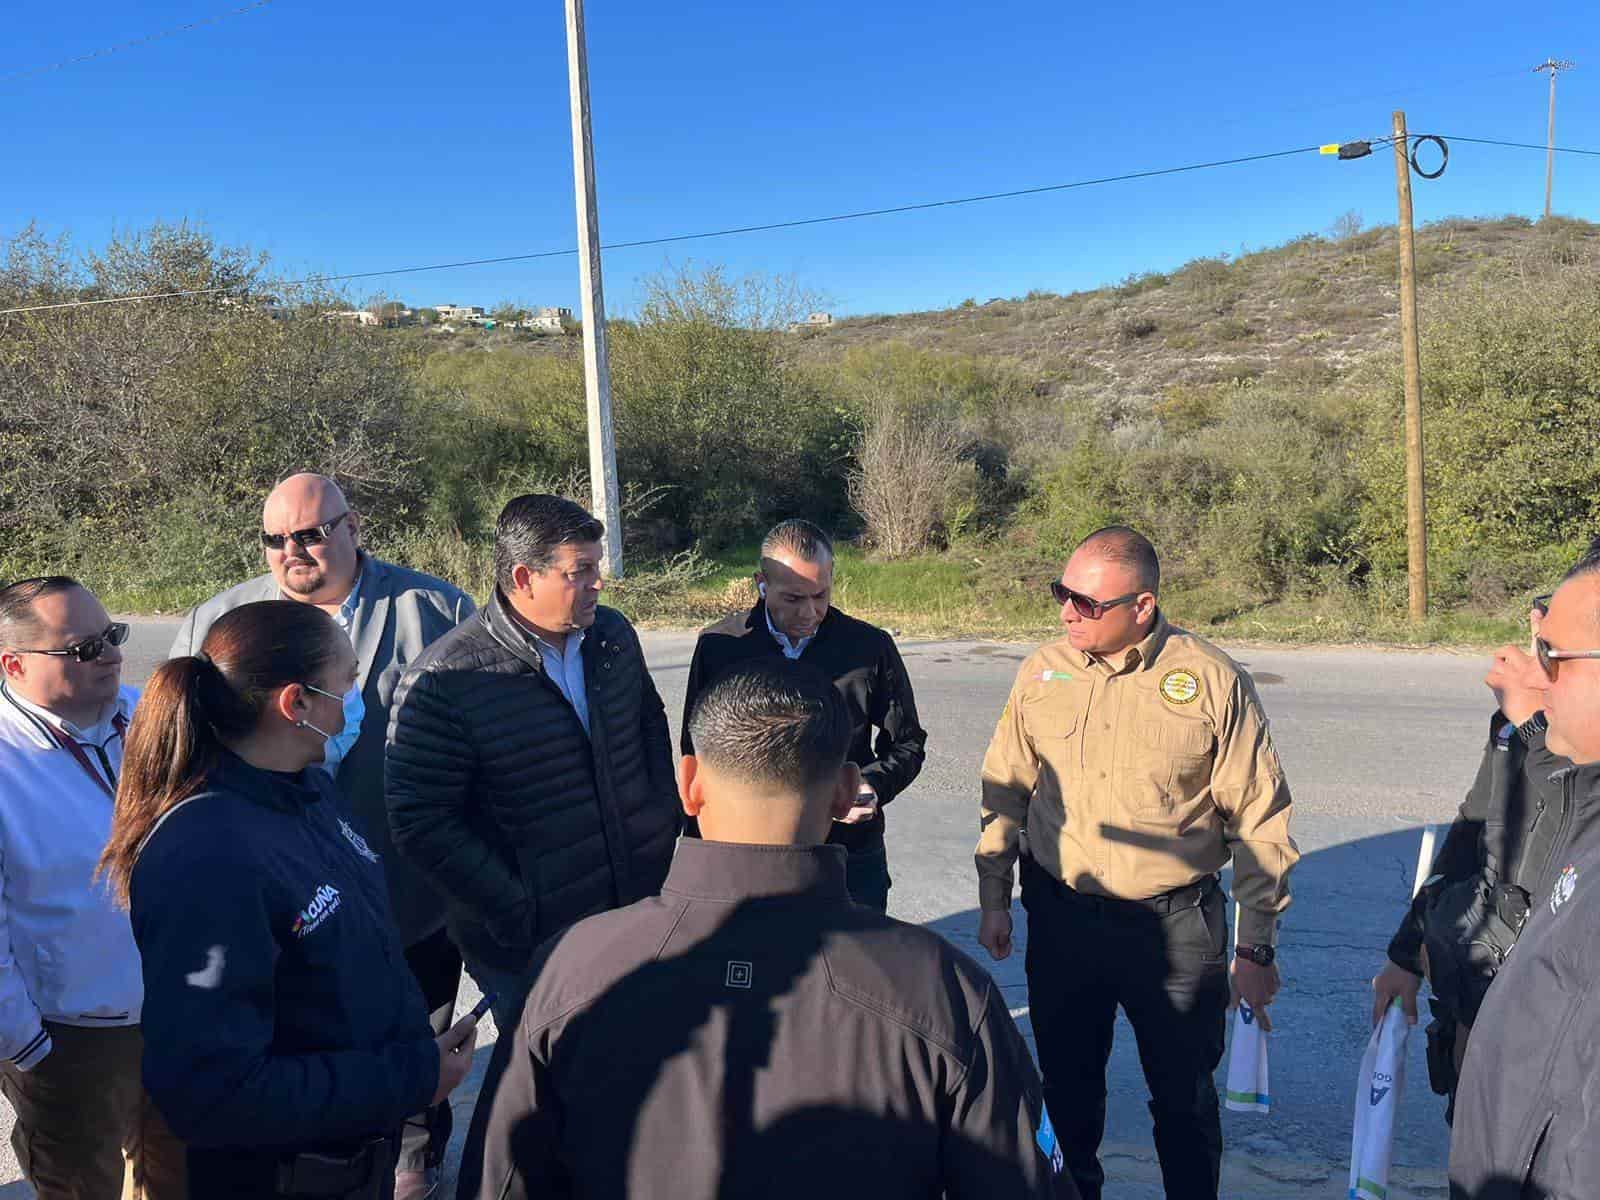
{"left": 1024, "top": 855, "right": 1220, "bottom": 916}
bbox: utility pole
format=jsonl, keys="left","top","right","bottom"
{"left": 1533, "top": 59, "right": 1576, "bottom": 219}
{"left": 565, "top": 0, "right": 623, "bottom": 577}
{"left": 1392, "top": 110, "right": 1427, "bottom": 621}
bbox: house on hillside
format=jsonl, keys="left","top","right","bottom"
{"left": 517, "top": 305, "right": 573, "bottom": 332}
{"left": 788, "top": 311, "right": 833, "bottom": 332}
{"left": 435, "top": 303, "right": 486, "bottom": 322}
{"left": 326, "top": 309, "right": 380, "bottom": 326}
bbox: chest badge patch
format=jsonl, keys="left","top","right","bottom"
{"left": 1551, "top": 864, "right": 1578, "bottom": 915}
{"left": 1160, "top": 669, "right": 1201, "bottom": 705}
{"left": 1040, "top": 669, "right": 1074, "bottom": 683}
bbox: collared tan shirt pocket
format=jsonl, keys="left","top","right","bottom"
{"left": 1125, "top": 711, "right": 1214, "bottom": 815}
{"left": 1021, "top": 694, "right": 1083, "bottom": 791}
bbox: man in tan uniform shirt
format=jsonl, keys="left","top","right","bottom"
{"left": 976, "top": 526, "right": 1297, "bottom": 1200}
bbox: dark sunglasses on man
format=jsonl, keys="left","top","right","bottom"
{"left": 260, "top": 512, "right": 350, "bottom": 552}
{"left": 1534, "top": 635, "right": 1600, "bottom": 680}
{"left": 1532, "top": 592, "right": 1554, "bottom": 618}
{"left": 1049, "top": 581, "right": 1142, "bottom": 620}
{"left": 16, "top": 622, "right": 131, "bottom": 664}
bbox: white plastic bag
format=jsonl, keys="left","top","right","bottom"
{"left": 1223, "top": 1001, "right": 1270, "bottom": 1113}
{"left": 1348, "top": 1000, "right": 1409, "bottom": 1200}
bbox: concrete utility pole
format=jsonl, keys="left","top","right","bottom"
{"left": 565, "top": 0, "right": 623, "bottom": 577}
{"left": 1392, "top": 111, "right": 1427, "bottom": 621}
{"left": 1533, "top": 59, "right": 1577, "bottom": 219}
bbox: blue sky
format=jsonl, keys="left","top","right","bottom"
{"left": 5, "top": 1, "right": 1597, "bottom": 317}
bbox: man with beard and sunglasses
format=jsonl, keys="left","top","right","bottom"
{"left": 974, "top": 526, "right": 1298, "bottom": 1200}
{"left": 0, "top": 576, "right": 185, "bottom": 1199}
{"left": 170, "top": 473, "right": 474, "bottom": 1200}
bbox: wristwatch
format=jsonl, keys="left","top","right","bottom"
{"left": 1235, "top": 943, "right": 1276, "bottom": 967}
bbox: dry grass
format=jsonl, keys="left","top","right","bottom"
{"left": 792, "top": 215, "right": 1600, "bottom": 415}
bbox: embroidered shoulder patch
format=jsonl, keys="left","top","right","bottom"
{"left": 1160, "top": 669, "right": 1201, "bottom": 705}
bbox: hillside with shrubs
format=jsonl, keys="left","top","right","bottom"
{"left": 3, "top": 213, "right": 1598, "bottom": 642}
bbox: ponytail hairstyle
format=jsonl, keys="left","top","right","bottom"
{"left": 98, "top": 600, "right": 346, "bottom": 906}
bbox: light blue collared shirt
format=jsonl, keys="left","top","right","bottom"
{"left": 535, "top": 629, "right": 590, "bottom": 735}
{"left": 330, "top": 564, "right": 365, "bottom": 643}
{"left": 764, "top": 606, "right": 813, "bottom": 660}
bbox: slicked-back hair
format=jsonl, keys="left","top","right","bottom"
{"left": 760, "top": 519, "right": 834, "bottom": 565}
{"left": 494, "top": 493, "right": 605, "bottom": 590}
{"left": 1077, "top": 525, "right": 1160, "bottom": 594}
{"left": 687, "top": 660, "right": 851, "bottom": 794}
{"left": 0, "top": 576, "right": 82, "bottom": 646}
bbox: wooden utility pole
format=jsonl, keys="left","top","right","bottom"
{"left": 1392, "top": 110, "right": 1427, "bottom": 621}
{"left": 565, "top": 0, "right": 623, "bottom": 577}
{"left": 1533, "top": 59, "right": 1577, "bottom": 219}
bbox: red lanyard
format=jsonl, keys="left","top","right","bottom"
{"left": 45, "top": 714, "right": 127, "bottom": 800}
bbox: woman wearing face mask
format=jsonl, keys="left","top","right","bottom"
{"left": 98, "top": 601, "right": 478, "bottom": 1200}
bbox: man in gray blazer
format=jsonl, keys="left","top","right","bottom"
{"left": 170, "top": 472, "right": 474, "bottom": 1200}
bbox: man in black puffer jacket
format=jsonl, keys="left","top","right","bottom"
{"left": 384, "top": 492, "right": 679, "bottom": 1037}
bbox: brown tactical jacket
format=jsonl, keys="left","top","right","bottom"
{"left": 481, "top": 839, "right": 1073, "bottom": 1200}
{"left": 977, "top": 614, "right": 1298, "bottom": 946}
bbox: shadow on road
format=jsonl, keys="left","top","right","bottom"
{"left": 922, "top": 824, "right": 1454, "bottom": 1198}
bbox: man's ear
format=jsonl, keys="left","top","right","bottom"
{"left": 830, "top": 762, "right": 862, "bottom": 820}
{"left": 347, "top": 511, "right": 362, "bottom": 546}
{"left": 510, "top": 563, "right": 534, "bottom": 596}
{"left": 0, "top": 651, "right": 23, "bottom": 684}
{"left": 678, "top": 755, "right": 704, "bottom": 818}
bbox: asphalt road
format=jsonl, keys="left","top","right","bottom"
{"left": 0, "top": 620, "right": 1495, "bottom": 1199}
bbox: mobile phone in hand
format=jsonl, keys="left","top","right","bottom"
{"left": 468, "top": 992, "right": 499, "bottom": 1024}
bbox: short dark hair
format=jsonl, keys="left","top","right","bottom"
{"left": 494, "top": 494, "right": 605, "bottom": 589}
{"left": 1077, "top": 526, "right": 1160, "bottom": 594}
{"left": 760, "top": 519, "right": 834, "bottom": 565}
{"left": 687, "top": 660, "right": 850, "bottom": 792}
{"left": 0, "top": 576, "right": 83, "bottom": 646}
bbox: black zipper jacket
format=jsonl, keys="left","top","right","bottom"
{"left": 681, "top": 603, "right": 927, "bottom": 852}
{"left": 131, "top": 752, "right": 436, "bottom": 1156}
{"left": 385, "top": 592, "right": 680, "bottom": 972}
{"left": 1387, "top": 712, "right": 1568, "bottom": 1001}
{"left": 1448, "top": 764, "right": 1600, "bottom": 1199}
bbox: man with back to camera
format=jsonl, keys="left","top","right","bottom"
{"left": 480, "top": 658, "right": 1072, "bottom": 1200}
{"left": 0, "top": 576, "right": 185, "bottom": 1199}
{"left": 680, "top": 518, "right": 926, "bottom": 911}
{"left": 976, "top": 526, "right": 1298, "bottom": 1200}
{"left": 171, "top": 472, "right": 474, "bottom": 1200}
{"left": 1449, "top": 558, "right": 1600, "bottom": 1199}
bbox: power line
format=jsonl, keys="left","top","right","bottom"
{"left": 1440, "top": 133, "right": 1600, "bottom": 157}
{"left": 1, "top": 1, "right": 277, "bottom": 86}
{"left": 0, "top": 143, "right": 1325, "bottom": 316}
{"left": 5, "top": 132, "right": 1600, "bottom": 318}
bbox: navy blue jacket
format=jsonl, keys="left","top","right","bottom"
{"left": 131, "top": 751, "right": 437, "bottom": 1151}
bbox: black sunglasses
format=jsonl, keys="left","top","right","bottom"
{"left": 261, "top": 512, "right": 350, "bottom": 551}
{"left": 16, "top": 622, "right": 130, "bottom": 664}
{"left": 1533, "top": 592, "right": 1554, "bottom": 617}
{"left": 1535, "top": 635, "right": 1600, "bottom": 680}
{"left": 1049, "top": 581, "right": 1141, "bottom": 619}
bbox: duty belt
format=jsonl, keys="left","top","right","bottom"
{"left": 1025, "top": 855, "right": 1220, "bottom": 915}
